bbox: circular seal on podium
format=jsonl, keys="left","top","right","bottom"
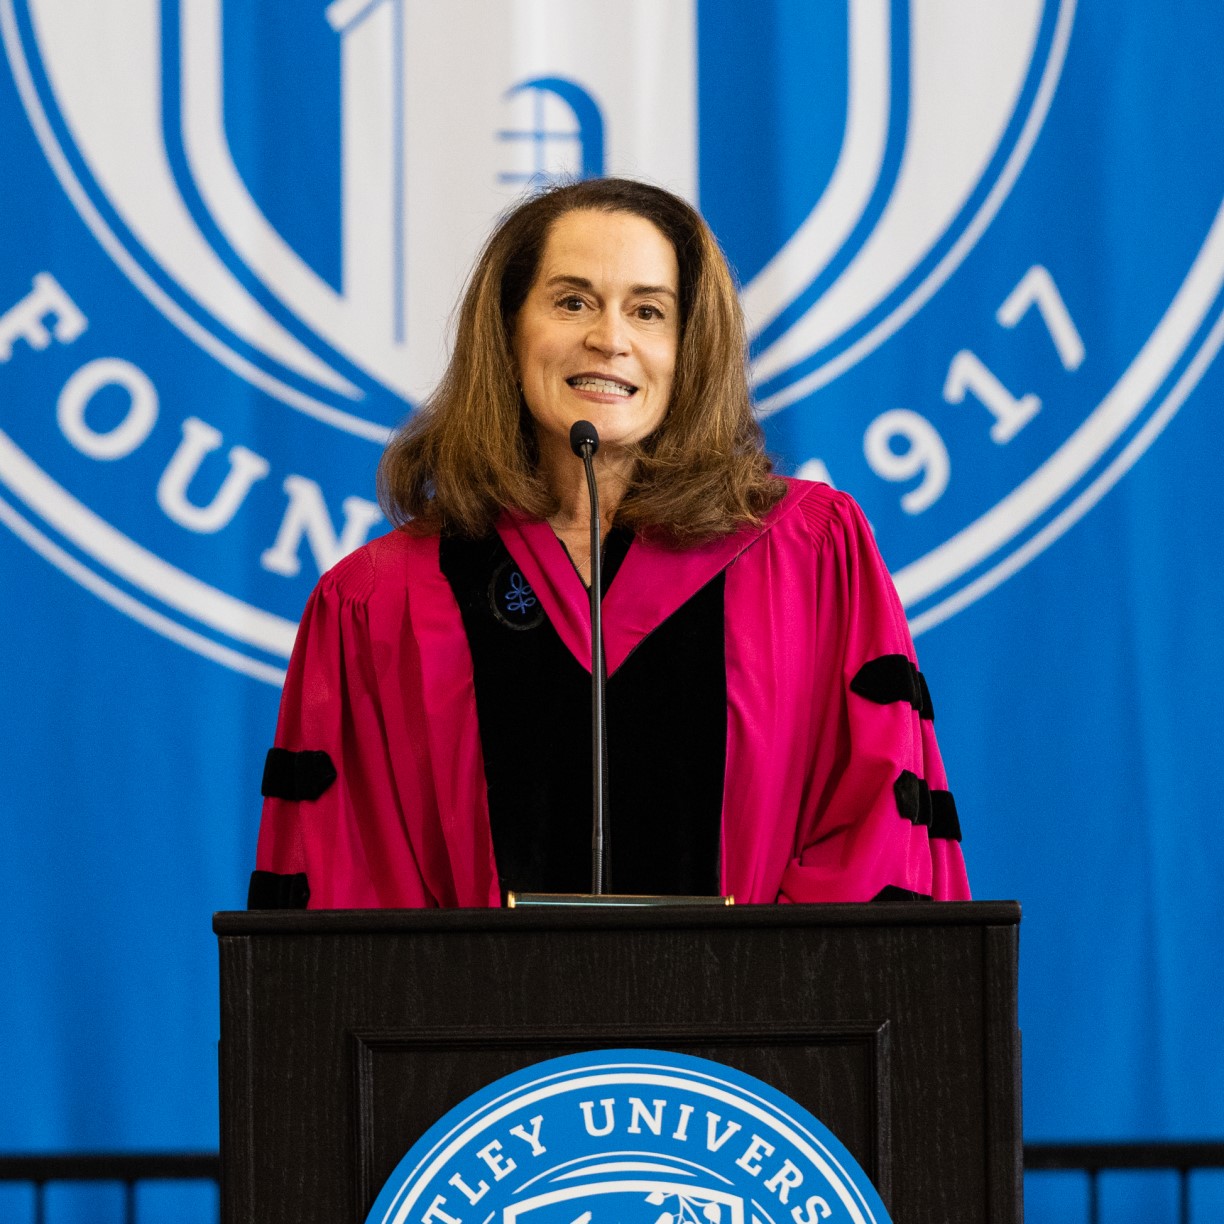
{"left": 365, "top": 1050, "right": 891, "bottom": 1224}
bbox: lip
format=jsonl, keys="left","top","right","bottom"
{"left": 565, "top": 372, "right": 639, "bottom": 400}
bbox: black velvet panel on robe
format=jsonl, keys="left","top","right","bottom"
{"left": 439, "top": 529, "right": 726, "bottom": 897}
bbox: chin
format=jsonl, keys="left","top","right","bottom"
{"left": 588, "top": 411, "right": 664, "bottom": 447}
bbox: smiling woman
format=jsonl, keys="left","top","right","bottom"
{"left": 249, "top": 178, "right": 970, "bottom": 909}
{"left": 376, "top": 177, "right": 781, "bottom": 545}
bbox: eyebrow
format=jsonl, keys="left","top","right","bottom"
{"left": 544, "top": 275, "right": 677, "bottom": 301}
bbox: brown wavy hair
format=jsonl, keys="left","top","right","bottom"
{"left": 377, "top": 177, "right": 784, "bottom": 542}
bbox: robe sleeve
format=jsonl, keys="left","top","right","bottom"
{"left": 250, "top": 545, "right": 436, "bottom": 909}
{"left": 776, "top": 490, "right": 971, "bottom": 903}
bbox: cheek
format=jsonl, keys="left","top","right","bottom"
{"left": 654, "top": 342, "right": 679, "bottom": 391}
{"left": 518, "top": 333, "right": 563, "bottom": 387}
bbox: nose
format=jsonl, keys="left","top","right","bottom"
{"left": 584, "top": 309, "right": 630, "bottom": 356}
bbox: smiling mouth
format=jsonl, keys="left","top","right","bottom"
{"left": 567, "top": 376, "right": 637, "bottom": 397}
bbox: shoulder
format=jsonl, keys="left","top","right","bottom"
{"left": 315, "top": 527, "right": 441, "bottom": 608}
{"left": 760, "top": 478, "right": 872, "bottom": 554}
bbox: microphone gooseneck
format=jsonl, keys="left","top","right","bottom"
{"left": 570, "top": 419, "right": 607, "bottom": 894}
{"left": 505, "top": 418, "right": 734, "bottom": 907}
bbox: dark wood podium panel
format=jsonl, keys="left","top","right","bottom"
{"left": 215, "top": 902, "right": 1021, "bottom": 1224}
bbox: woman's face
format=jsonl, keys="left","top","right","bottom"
{"left": 513, "top": 209, "right": 680, "bottom": 457}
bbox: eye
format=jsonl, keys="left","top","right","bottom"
{"left": 635, "top": 304, "right": 666, "bottom": 321}
{"left": 555, "top": 294, "right": 587, "bottom": 313}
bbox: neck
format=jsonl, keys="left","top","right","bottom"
{"left": 537, "top": 431, "right": 635, "bottom": 538}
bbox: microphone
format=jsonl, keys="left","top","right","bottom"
{"left": 569, "top": 419, "right": 600, "bottom": 459}
{"left": 569, "top": 420, "right": 608, "bottom": 894}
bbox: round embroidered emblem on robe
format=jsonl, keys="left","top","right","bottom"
{"left": 490, "top": 560, "right": 545, "bottom": 630}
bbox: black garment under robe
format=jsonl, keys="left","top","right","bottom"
{"left": 439, "top": 529, "right": 726, "bottom": 897}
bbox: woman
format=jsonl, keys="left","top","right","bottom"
{"left": 250, "top": 178, "right": 969, "bottom": 909}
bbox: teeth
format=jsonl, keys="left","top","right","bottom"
{"left": 569, "top": 377, "right": 634, "bottom": 397}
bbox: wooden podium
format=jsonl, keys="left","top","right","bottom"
{"left": 214, "top": 902, "right": 1021, "bottom": 1223}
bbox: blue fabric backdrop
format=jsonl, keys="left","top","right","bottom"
{"left": 2, "top": 2, "right": 1222, "bottom": 1220}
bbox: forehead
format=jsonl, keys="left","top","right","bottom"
{"left": 535, "top": 209, "right": 679, "bottom": 288}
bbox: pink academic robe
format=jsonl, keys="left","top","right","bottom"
{"left": 254, "top": 479, "right": 970, "bottom": 907}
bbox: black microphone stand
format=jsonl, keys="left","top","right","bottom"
{"left": 508, "top": 420, "right": 733, "bottom": 909}
{"left": 576, "top": 424, "right": 609, "bottom": 894}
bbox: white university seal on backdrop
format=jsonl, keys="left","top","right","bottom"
{"left": 1, "top": 0, "right": 1221, "bottom": 678}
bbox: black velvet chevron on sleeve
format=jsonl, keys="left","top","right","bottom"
{"left": 894, "top": 769, "right": 962, "bottom": 841}
{"left": 930, "top": 789, "right": 962, "bottom": 841}
{"left": 261, "top": 748, "right": 337, "bottom": 801}
{"left": 872, "top": 884, "right": 933, "bottom": 902}
{"left": 894, "top": 769, "right": 933, "bottom": 827}
{"left": 247, "top": 870, "right": 310, "bottom": 909}
{"left": 849, "top": 654, "right": 934, "bottom": 719}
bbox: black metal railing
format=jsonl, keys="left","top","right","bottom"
{"left": 2, "top": 1143, "right": 1222, "bottom": 1223}
{"left": 0, "top": 1152, "right": 220, "bottom": 1224}
{"left": 1024, "top": 1142, "right": 1224, "bottom": 1224}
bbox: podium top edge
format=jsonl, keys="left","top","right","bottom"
{"left": 213, "top": 899, "right": 1020, "bottom": 936}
